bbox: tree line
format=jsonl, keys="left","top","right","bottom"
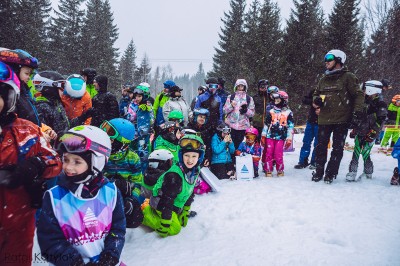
{"left": 210, "top": 0, "right": 400, "bottom": 124}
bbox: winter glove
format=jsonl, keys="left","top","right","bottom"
{"left": 8, "top": 157, "right": 46, "bottom": 189}
{"left": 350, "top": 111, "right": 364, "bottom": 129}
{"left": 124, "top": 196, "right": 144, "bottom": 228}
{"left": 239, "top": 104, "right": 248, "bottom": 115}
{"left": 156, "top": 218, "right": 172, "bottom": 237}
{"left": 313, "top": 96, "right": 323, "bottom": 107}
{"left": 365, "top": 129, "right": 377, "bottom": 142}
{"left": 284, "top": 139, "right": 292, "bottom": 149}
{"left": 139, "top": 103, "right": 151, "bottom": 112}
{"left": 96, "top": 252, "right": 119, "bottom": 266}
{"left": 178, "top": 206, "right": 190, "bottom": 227}
{"left": 349, "top": 129, "right": 356, "bottom": 139}
{"left": 114, "top": 178, "right": 132, "bottom": 198}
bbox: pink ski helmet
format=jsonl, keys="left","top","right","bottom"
{"left": 245, "top": 127, "right": 258, "bottom": 136}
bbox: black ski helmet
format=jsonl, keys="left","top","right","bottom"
{"left": 81, "top": 68, "right": 97, "bottom": 85}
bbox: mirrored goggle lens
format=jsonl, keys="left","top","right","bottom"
{"left": 180, "top": 138, "right": 202, "bottom": 149}
{"left": 222, "top": 127, "right": 231, "bottom": 133}
{"left": 56, "top": 133, "right": 89, "bottom": 153}
{"left": 272, "top": 93, "right": 280, "bottom": 99}
{"left": 0, "top": 62, "right": 12, "bottom": 82}
{"left": 324, "top": 54, "right": 335, "bottom": 62}
{"left": 100, "top": 121, "right": 118, "bottom": 138}
{"left": 209, "top": 84, "right": 218, "bottom": 89}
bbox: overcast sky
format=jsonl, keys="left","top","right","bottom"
{"left": 53, "top": 0, "right": 373, "bottom": 76}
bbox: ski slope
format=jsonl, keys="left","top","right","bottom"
{"left": 33, "top": 133, "right": 400, "bottom": 266}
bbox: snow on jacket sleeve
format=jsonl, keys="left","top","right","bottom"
{"left": 37, "top": 191, "right": 84, "bottom": 266}
{"left": 223, "top": 96, "right": 234, "bottom": 115}
{"left": 103, "top": 189, "right": 126, "bottom": 260}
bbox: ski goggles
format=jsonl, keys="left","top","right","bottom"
{"left": 33, "top": 75, "right": 65, "bottom": 91}
{"left": 0, "top": 61, "right": 21, "bottom": 89}
{"left": 208, "top": 84, "right": 218, "bottom": 89}
{"left": 55, "top": 132, "right": 111, "bottom": 157}
{"left": 219, "top": 126, "right": 231, "bottom": 134}
{"left": 179, "top": 138, "right": 204, "bottom": 150}
{"left": 100, "top": 121, "right": 131, "bottom": 144}
{"left": 324, "top": 54, "right": 335, "bottom": 62}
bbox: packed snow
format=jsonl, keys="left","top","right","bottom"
{"left": 32, "top": 133, "right": 400, "bottom": 266}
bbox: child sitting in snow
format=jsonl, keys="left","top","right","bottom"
{"left": 37, "top": 126, "right": 125, "bottom": 265}
{"left": 235, "top": 127, "right": 262, "bottom": 178}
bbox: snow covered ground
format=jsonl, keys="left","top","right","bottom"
{"left": 33, "top": 133, "right": 400, "bottom": 266}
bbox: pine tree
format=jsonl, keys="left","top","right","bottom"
{"left": 134, "top": 54, "right": 152, "bottom": 84}
{"left": 326, "top": 0, "right": 365, "bottom": 77}
{"left": 212, "top": 0, "right": 246, "bottom": 88}
{"left": 47, "top": 0, "right": 85, "bottom": 74}
{"left": 16, "top": 0, "right": 52, "bottom": 68}
{"left": 192, "top": 63, "right": 206, "bottom": 87}
{"left": 119, "top": 39, "right": 137, "bottom": 86}
{"left": 0, "top": 0, "right": 18, "bottom": 49}
{"left": 282, "top": 0, "right": 326, "bottom": 124}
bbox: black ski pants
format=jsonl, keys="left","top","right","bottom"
{"left": 315, "top": 123, "right": 349, "bottom": 178}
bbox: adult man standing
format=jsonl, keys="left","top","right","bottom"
{"left": 312, "top": 49, "right": 365, "bottom": 184}
{"left": 153, "top": 80, "right": 175, "bottom": 126}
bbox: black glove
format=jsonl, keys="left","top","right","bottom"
{"left": 313, "top": 96, "right": 323, "bottom": 107}
{"left": 365, "top": 129, "right": 377, "bottom": 142}
{"left": 350, "top": 111, "right": 364, "bottom": 129}
{"left": 114, "top": 178, "right": 132, "bottom": 198}
{"left": 239, "top": 104, "right": 248, "bottom": 115}
{"left": 8, "top": 157, "right": 46, "bottom": 189}
{"left": 124, "top": 196, "right": 144, "bottom": 228}
{"left": 97, "top": 252, "right": 119, "bottom": 266}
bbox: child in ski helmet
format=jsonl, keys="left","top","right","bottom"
{"left": 168, "top": 109, "right": 184, "bottom": 127}
{"left": 141, "top": 149, "right": 174, "bottom": 198}
{"left": 60, "top": 74, "right": 93, "bottom": 126}
{"left": 223, "top": 79, "right": 255, "bottom": 149}
{"left": 141, "top": 134, "right": 205, "bottom": 237}
{"left": 235, "top": 127, "right": 262, "bottom": 178}
{"left": 33, "top": 71, "right": 70, "bottom": 135}
{"left": 101, "top": 118, "right": 144, "bottom": 228}
{"left": 0, "top": 62, "right": 62, "bottom": 266}
{"left": 345, "top": 80, "right": 387, "bottom": 181}
{"left": 262, "top": 90, "right": 294, "bottom": 177}
{"left": 210, "top": 122, "right": 236, "bottom": 180}
{"left": 154, "top": 121, "right": 182, "bottom": 162}
{"left": 188, "top": 108, "right": 213, "bottom": 166}
{"left": 153, "top": 80, "right": 175, "bottom": 126}
{"left": 37, "top": 125, "right": 126, "bottom": 265}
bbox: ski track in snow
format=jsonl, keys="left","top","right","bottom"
{"left": 32, "top": 134, "right": 400, "bottom": 266}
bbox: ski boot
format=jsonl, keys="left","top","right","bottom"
{"left": 277, "top": 171, "right": 284, "bottom": 177}
{"left": 324, "top": 174, "right": 336, "bottom": 184}
{"left": 346, "top": 171, "right": 357, "bottom": 182}
{"left": 390, "top": 167, "right": 399, "bottom": 186}
{"left": 358, "top": 172, "right": 372, "bottom": 180}
{"left": 311, "top": 171, "right": 322, "bottom": 182}
{"left": 265, "top": 172, "right": 272, "bottom": 178}
{"left": 309, "top": 164, "right": 316, "bottom": 170}
{"left": 294, "top": 159, "right": 309, "bottom": 169}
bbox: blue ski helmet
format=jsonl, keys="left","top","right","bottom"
{"left": 193, "top": 108, "right": 210, "bottom": 124}
{"left": 100, "top": 118, "right": 135, "bottom": 144}
{"left": 163, "top": 80, "right": 176, "bottom": 89}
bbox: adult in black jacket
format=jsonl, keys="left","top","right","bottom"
{"left": 294, "top": 89, "right": 319, "bottom": 169}
{"left": 88, "top": 75, "right": 119, "bottom": 127}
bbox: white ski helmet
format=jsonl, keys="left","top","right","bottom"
{"left": 325, "top": 49, "right": 347, "bottom": 65}
{"left": 148, "top": 149, "right": 174, "bottom": 170}
{"left": 139, "top": 82, "right": 150, "bottom": 89}
{"left": 364, "top": 80, "right": 383, "bottom": 95}
{"left": 58, "top": 125, "right": 112, "bottom": 173}
{"left": 64, "top": 74, "right": 86, "bottom": 98}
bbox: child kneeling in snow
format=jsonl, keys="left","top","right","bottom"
{"left": 37, "top": 126, "right": 126, "bottom": 265}
{"left": 235, "top": 127, "right": 262, "bottom": 177}
{"left": 141, "top": 135, "right": 205, "bottom": 237}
